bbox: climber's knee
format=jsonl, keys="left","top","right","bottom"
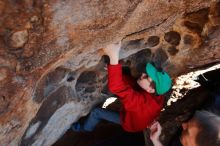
{"left": 90, "top": 108, "right": 102, "bottom": 118}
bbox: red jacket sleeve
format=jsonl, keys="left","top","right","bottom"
{"left": 108, "top": 64, "right": 157, "bottom": 111}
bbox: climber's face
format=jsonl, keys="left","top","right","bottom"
{"left": 180, "top": 118, "right": 200, "bottom": 146}
{"left": 137, "top": 73, "right": 155, "bottom": 93}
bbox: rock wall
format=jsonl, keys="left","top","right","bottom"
{"left": 0, "top": 0, "right": 220, "bottom": 146}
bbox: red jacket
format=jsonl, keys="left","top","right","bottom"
{"left": 108, "top": 64, "right": 164, "bottom": 132}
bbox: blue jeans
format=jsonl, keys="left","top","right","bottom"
{"left": 83, "top": 107, "right": 120, "bottom": 131}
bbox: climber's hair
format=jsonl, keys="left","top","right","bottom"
{"left": 194, "top": 110, "right": 220, "bottom": 146}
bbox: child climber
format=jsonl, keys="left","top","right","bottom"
{"left": 72, "top": 41, "right": 172, "bottom": 132}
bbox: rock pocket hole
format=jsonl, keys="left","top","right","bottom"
{"left": 164, "top": 31, "right": 181, "bottom": 46}
{"left": 145, "top": 36, "right": 160, "bottom": 47}
{"left": 67, "top": 76, "right": 74, "bottom": 82}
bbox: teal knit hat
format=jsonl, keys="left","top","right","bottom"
{"left": 146, "top": 63, "right": 172, "bottom": 95}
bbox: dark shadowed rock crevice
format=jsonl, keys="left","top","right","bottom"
{"left": 53, "top": 122, "right": 145, "bottom": 146}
